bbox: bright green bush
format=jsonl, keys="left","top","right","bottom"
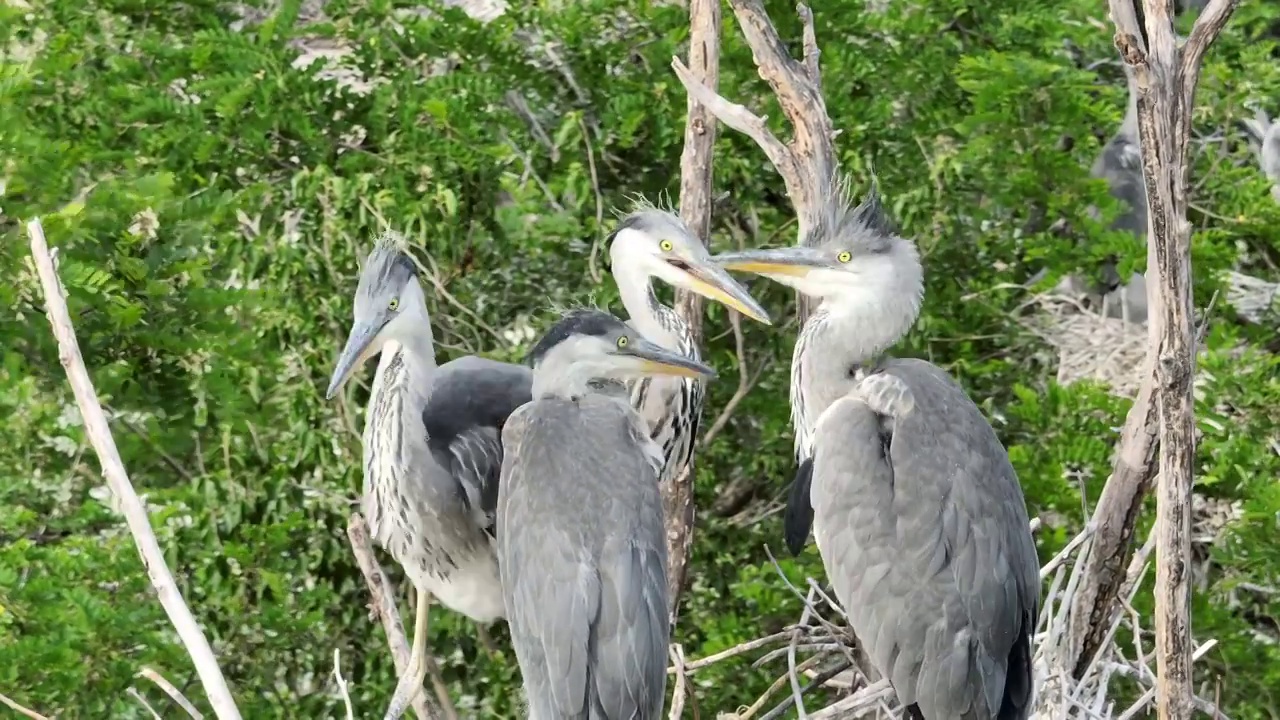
{"left": 2, "top": 0, "right": 1278, "bottom": 717}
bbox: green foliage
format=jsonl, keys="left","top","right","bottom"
{"left": 2, "top": 0, "right": 1279, "bottom": 717}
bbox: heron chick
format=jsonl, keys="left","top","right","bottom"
{"left": 497, "top": 308, "right": 716, "bottom": 720}
{"left": 713, "top": 182, "right": 1040, "bottom": 720}
{"left": 326, "top": 232, "right": 532, "bottom": 720}
{"left": 607, "top": 206, "right": 771, "bottom": 487}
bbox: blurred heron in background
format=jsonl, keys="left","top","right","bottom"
{"left": 1051, "top": 63, "right": 1149, "bottom": 323}
{"left": 496, "top": 307, "right": 716, "bottom": 719}
{"left": 714, "top": 180, "right": 1041, "bottom": 720}
{"left": 1242, "top": 107, "right": 1280, "bottom": 203}
{"left": 325, "top": 232, "right": 531, "bottom": 720}
{"left": 606, "top": 206, "right": 771, "bottom": 484}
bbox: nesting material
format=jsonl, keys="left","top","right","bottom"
{"left": 1027, "top": 267, "right": 1277, "bottom": 398}
{"left": 1221, "top": 269, "right": 1280, "bottom": 324}
{"left": 1022, "top": 293, "right": 1149, "bottom": 399}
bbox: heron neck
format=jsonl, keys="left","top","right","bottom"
{"left": 380, "top": 331, "right": 439, "bottom": 406}
{"left": 615, "top": 266, "right": 681, "bottom": 350}
{"left": 531, "top": 360, "right": 623, "bottom": 400}
{"left": 790, "top": 299, "right": 916, "bottom": 458}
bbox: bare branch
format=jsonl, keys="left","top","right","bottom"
{"left": 668, "top": 644, "right": 689, "bottom": 720}
{"left": 0, "top": 692, "right": 52, "bottom": 720}
{"left": 346, "top": 513, "right": 449, "bottom": 720}
{"left": 332, "top": 650, "right": 355, "bottom": 720}
{"left": 1046, "top": 3, "right": 1234, "bottom": 698}
{"left": 137, "top": 668, "right": 203, "bottom": 719}
{"left": 24, "top": 218, "right": 241, "bottom": 720}
{"left": 1114, "top": 1, "right": 1232, "bottom": 716}
{"left": 1182, "top": 0, "right": 1239, "bottom": 76}
{"left": 666, "top": 0, "right": 722, "bottom": 625}
{"left": 671, "top": 57, "right": 792, "bottom": 180}
{"left": 128, "top": 688, "right": 164, "bottom": 720}
{"left": 671, "top": 0, "right": 838, "bottom": 324}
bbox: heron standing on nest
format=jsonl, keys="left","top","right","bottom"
{"left": 606, "top": 206, "right": 772, "bottom": 484}
{"left": 714, "top": 180, "right": 1041, "bottom": 720}
{"left": 326, "top": 227, "right": 767, "bottom": 719}
{"left": 326, "top": 232, "right": 532, "bottom": 720}
{"left": 497, "top": 307, "right": 717, "bottom": 719}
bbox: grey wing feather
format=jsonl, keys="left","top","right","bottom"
{"left": 497, "top": 399, "right": 670, "bottom": 720}
{"left": 811, "top": 357, "right": 1039, "bottom": 720}
{"left": 590, "top": 540, "right": 668, "bottom": 718}
{"left": 423, "top": 356, "right": 532, "bottom": 536}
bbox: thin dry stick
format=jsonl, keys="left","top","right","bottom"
{"left": 346, "top": 513, "right": 452, "bottom": 720}
{"left": 333, "top": 649, "right": 355, "bottom": 720}
{"left": 0, "top": 692, "right": 51, "bottom": 720}
{"left": 137, "top": 667, "right": 203, "bottom": 720}
{"left": 668, "top": 644, "right": 689, "bottom": 720}
{"left": 665, "top": 0, "right": 722, "bottom": 625}
{"left": 786, "top": 587, "right": 817, "bottom": 719}
{"left": 24, "top": 217, "right": 241, "bottom": 720}
{"left": 128, "top": 688, "right": 164, "bottom": 720}
{"left": 669, "top": 630, "right": 793, "bottom": 674}
{"left": 1103, "top": 2, "right": 1239, "bottom": 717}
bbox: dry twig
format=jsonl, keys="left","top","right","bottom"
{"left": 0, "top": 692, "right": 51, "bottom": 720}
{"left": 346, "top": 513, "right": 453, "bottom": 720}
{"left": 668, "top": 644, "right": 689, "bottom": 719}
{"left": 24, "top": 217, "right": 242, "bottom": 720}
{"left": 333, "top": 649, "right": 355, "bottom": 720}
{"left": 137, "top": 667, "right": 204, "bottom": 719}
{"left": 665, "top": 0, "right": 722, "bottom": 625}
{"left": 127, "top": 688, "right": 164, "bottom": 720}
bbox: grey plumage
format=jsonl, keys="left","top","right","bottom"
{"left": 1088, "top": 65, "right": 1148, "bottom": 322}
{"left": 1241, "top": 107, "right": 1280, "bottom": 203}
{"left": 714, "top": 180, "right": 1040, "bottom": 720}
{"left": 498, "top": 308, "right": 716, "bottom": 719}
{"left": 606, "top": 204, "right": 771, "bottom": 485}
{"left": 1049, "top": 64, "right": 1149, "bottom": 323}
{"left": 326, "top": 232, "right": 531, "bottom": 720}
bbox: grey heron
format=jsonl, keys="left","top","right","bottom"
{"left": 325, "top": 232, "right": 532, "bottom": 720}
{"left": 712, "top": 182, "right": 1040, "bottom": 720}
{"left": 496, "top": 307, "right": 716, "bottom": 718}
{"left": 1047, "top": 64, "right": 1149, "bottom": 323}
{"left": 1241, "top": 107, "right": 1280, "bottom": 203}
{"left": 606, "top": 206, "right": 772, "bottom": 485}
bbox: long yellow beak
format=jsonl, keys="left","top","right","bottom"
{"left": 675, "top": 259, "right": 773, "bottom": 325}
{"left": 622, "top": 338, "right": 718, "bottom": 380}
{"left": 712, "top": 248, "right": 830, "bottom": 278}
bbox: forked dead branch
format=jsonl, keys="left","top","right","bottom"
{"left": 671, "top": 0, "right": 1238, "bottom": 717}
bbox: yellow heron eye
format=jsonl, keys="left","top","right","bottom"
{"left": 837, "top": 251, "right": 852, "bottom": 263}
{"left": 388, "top": 297, "right": 400, "bottom": 310}
{"left": 659, "top": 239, "right": 674, "bottom": 252}
{"left": 616, "top": 335, "right": 630, "bottom": 348}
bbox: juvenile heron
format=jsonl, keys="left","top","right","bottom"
{"left": 606, "top": 207, "right": 771, "bottom": 484}
{"left": 1053, "top": 64, "right": 1149, "bottom": 323}
{"left": 1241, "top": 107, "right": 1280, "bottom": 203}
{"left": 325, "top": 232, "right": 531, "bottom": 720}
{"left": 497, "top": 308, "right": 716, "bottom": 718}
{"left": 714, "top": 182, "right": 1040, "bottom": 720}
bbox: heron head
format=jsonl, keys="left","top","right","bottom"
{"left": 711, "top": 184, "right": 924, "bottom": 310}
{"left": 606, "top": 207, "right": 772, "bottom": 325}
{"left": 325, "top": 232, "right": 430, "bottom": 399}
{"left": 526, "top": 308, "right": 717, "bottom": 393}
